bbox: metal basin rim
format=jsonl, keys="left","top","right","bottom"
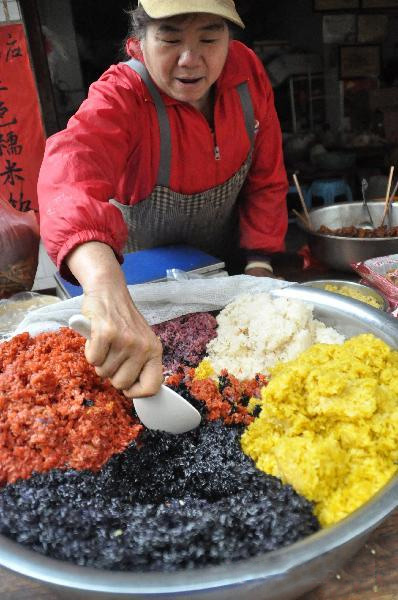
{"left": 0, "top": 286, "right": 397, "bottom": 594}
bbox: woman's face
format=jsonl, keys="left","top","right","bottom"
{"left": 140, "top": 14, "right": 230, "bottom": 112}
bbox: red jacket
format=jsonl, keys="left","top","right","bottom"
{"left": 38, "top": 41, "right": 288, "bottom": 272}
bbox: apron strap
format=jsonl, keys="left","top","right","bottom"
{"left": 125, "top": 58, "right": 172, "bottom": 187}
{"left": 236, "top": 81, "right": 255, "bottom": 149}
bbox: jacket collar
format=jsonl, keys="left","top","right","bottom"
{"left": 124, "top": 39, "right": 248, "bottom": 106}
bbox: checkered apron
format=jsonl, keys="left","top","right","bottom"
{"left": 110, "top": 59, "right": 255, "bottom": 258}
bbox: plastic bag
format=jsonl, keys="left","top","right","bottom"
{"left": 166, "top": 268, "right": 203, "bottom": 280}
{"left": 352, "top": 254, "right": 398, "bottom": 316}
{"left": 166, "top": 268, "right": 229, "bottom": 281}
{"left": 14, "top": 275, "right": 292, "bottom": 338}
{"left": 0, "top": 198, "right": 40, "bottom": 299}
{"left": 0, "top": 291, "right": 60, "bottom": 341}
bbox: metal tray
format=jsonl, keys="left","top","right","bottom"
{"left": 0, "top": 285, "right": 397, "bottom": 600}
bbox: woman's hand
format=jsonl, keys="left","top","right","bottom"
{"left": 82, "top": 283, "right": 163, "bottom": 398}
{"left": 66, "top": 242, "right": 163, "bottom": 398}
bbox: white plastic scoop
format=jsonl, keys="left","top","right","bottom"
{"left": 68, "top": 314, "right": 201, "bottom": 435}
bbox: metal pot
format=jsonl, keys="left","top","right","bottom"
{"left": 1, "top": 286, "right": 398, "bottom": 600}
{"left": 297, "top": 202, "right": 398, "bottom": 272}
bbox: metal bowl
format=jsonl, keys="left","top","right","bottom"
{"left": 297, "top": 202, "right": 398, "bottom": 272}
{"left": 1, "top": 285, "right": 398, "bottom": 600}
{"left": 301, "top": 279, "right": 389, "bottom": 311}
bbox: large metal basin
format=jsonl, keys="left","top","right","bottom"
{"left": 297, "top": 202, "right": 398, "bottom": 271}
{"left": 1, "top": 286, "right": 398, "bottom": 600}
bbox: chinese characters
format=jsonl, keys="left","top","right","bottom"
{"left": 0, "top": 24, "right": 44, "bottom": 214}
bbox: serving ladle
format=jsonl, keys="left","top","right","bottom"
{"left": 68, "top": 314, "right": 201, "bottom": 434}
{"left": 357, "top": 178, "right": 374, "bottom": 230}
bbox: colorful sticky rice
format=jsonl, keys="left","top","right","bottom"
{"left": 0, "top": 329, "right": 142, "bottom": 485}
{"left": 0, "top": 323, "right": 319, "bottom": 571}
{"left": 165, "top": 363, "right": 268, "bottom": 426}
{"left": 241, "top": 334, "right": 398, "bottom": 526}
{"left": 206, "top": 292, "right": 344, "bottom": 379}
{"left": 152, "top": 312, "right": 217, "bottom": 372}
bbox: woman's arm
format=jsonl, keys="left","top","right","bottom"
{"left": 67, "top": 241, "right": 163, "bottom": 398}
{"left": 38, "top": 66, "right": 141, "bottom": 277}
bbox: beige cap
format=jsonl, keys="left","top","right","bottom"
{"left": 138, "top": 0, "right": 245, "bottom": 29}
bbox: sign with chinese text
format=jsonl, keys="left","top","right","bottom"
{"left": 0, "top": 23, "right": 46, "bottom": 215}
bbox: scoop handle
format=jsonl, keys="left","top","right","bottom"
{"left": 68, "top": 313, "right": 201, "bottom": 434}
{"left": 68, "top": 314, "right": 92, "bottom": 339}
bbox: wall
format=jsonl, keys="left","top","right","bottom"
{"left": 32, "top": 0, "right": 398, "bottom": 134}
{"left": 250, "top": 1, "right": 398, "bottom": 133}
{"left": 37, "top": 0, "right": 85, "bottom": 128}
{"left": 257, "top": 0, "right": 323, "bottom": 53}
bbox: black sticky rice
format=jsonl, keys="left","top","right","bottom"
{"left": 0, "top": 421, "right": 319, "bottom": 571}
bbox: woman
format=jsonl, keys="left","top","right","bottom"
{"left": 38, "top": 0, "right": 288, "bottom": 399}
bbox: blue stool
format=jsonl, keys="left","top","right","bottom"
{"left": 306, "top": 179, "right": 353, "bottom": 208}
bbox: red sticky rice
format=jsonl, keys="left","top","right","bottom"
{"left": 0, "top": 328, "right": 142, "bottom": 485}
{"left": 165, "top": 367, "right": 268, "bottom": 426}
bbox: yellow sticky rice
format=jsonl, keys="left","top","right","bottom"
{"left": 194, "top": 359, "right": 215, "bottom": 380}
{"left": 241, "top": 334, "right": 398, "bottom": 527}
{"left": 324, "top": 284, "right": 382, "bottom": 309}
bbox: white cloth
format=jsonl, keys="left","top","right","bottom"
{"left": 14, "top": 275, "right": 293, "bottom": 337}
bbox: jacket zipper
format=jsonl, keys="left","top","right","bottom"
{"left": 203, "top": 90, "right": 220, "bottom": 160}
{"left": 211, "top": 129, "right": 221, "bottom": 161}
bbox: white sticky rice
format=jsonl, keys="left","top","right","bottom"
{"left": 206, "top": 292, "right": 344, "bottom": 379}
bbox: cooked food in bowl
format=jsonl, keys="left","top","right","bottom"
{"left": 318, "top": 225, "right": 398, "bottom": 239}
{"left": 296, "top": 202, "right": 398, "bottom": 271}
{"left": 1, "top": 297, "right": 332, "bottom": 571}
{"left": 302, "top": 280, "right": 387, "bottom": 310}
{"left": 323, "top": 283, "right": 383, "bottom": 307}
{"left": 241, "top": 333, "right": 398, "bottom": 526}
{"left": 0, "top": 287, "right": 398, "bottom": 600}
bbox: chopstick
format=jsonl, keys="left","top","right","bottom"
{"left": 379, "top": 165, "right": 395, "bottom": 227}
{"left": 388, "top": 177, "right": 398, "bottom": 206}
{"left": 293, "top": 173, "right": 313, "bottom": 230}
{"left": 387, "top": 176, "right": 398, "bottom": 227}
{"left": 292, "top": 208, "right": 312, "bottom": 229}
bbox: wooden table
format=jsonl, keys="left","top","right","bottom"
{"left": 0, "top": 509, "right": 398, "bottom": 599}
